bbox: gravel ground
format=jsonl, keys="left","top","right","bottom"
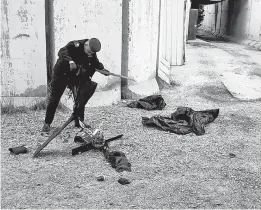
{"left": 1, "top": 39, "right": 261, "bottom": 209}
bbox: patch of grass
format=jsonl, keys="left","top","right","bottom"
{"left": 30, "top": 99, "right": 69, "bottom": 112}
{"left": 1, "top": 103, "right": 28, "bottom": 114}
{"left": 1, "top": 99, "right": 69, "bottom": 115}
{"left": 29, "top": 100, "right": 47, "bottom": 111}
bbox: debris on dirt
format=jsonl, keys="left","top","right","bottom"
{"left": 72, "top": 132, "right": 123, "bottom": 156}
{"left": 142, "top": 107, "right": 219, "bottom": 135}
{"left": 104, "top": 150, "right": 131, "bottom": 172}
{"left": 118, "top": 178, "right": 130, "bottom": 185}
{"left": 9, "top": 145, "right": 28, "bottom": 155}
{"left": 97, "top": 175, "right": 105, "bottom": 181}
{"left": 229, "top": 153, "right": 236, "bottom": 158}
{"left": 127, "top": 95, "right": 166, "bottom": 110}
{"left": 62, "top": 138, "right": 69, "bottom": 143}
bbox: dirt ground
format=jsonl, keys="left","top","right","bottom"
{"left": 1, "top": 38, "right": 261, "bottom": 209}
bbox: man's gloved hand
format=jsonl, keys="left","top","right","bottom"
{"left": 69, "top": 61, "right": 77, "bottom": 71}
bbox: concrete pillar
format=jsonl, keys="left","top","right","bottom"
{"left": 121, "top": 0, "right": 129, "bottom": 98}
{"left": 158, "top": 0, "right": 187, "bottom": 85}
{"left": 127, "top": 0, "right": 160, "bottom": 97}
{"left": 170, "top": 0, "right": 187, "bottom": 66}
{"left": 185, "top": 0, "right": 192, "bottom": 41}
{"left": 45, "top": 0, "right": 55, "bottom": 86}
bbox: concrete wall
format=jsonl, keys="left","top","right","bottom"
{"left": 1, "top": 0, "right": 47, "bottom": 106}
{"left": 201, "top": 0, "right": 261, "bottom": 47}
{"left": 225, "top": 0, "right": 251, "bottom": 39}
{"left": 1, "top": 0, "right": 188, "bottom": 107}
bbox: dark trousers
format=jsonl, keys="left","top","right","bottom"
{"left": 44, "top": 59, "right": 97, "bottom": 124}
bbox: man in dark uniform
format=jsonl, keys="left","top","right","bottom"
{"left": 42, "top": 38, "right": 110, "bottom": 132}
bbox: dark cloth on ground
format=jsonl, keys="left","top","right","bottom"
{"left": 9, "top": 145, "right": 28, "bottom": 155}
{"left": 127, "top": 95, "right": 166, "bottom": 110}
{"left": 118, "top": 178, "right": 131, "bottom": 185}
{"left": 142, "top": 107, "right": 219, "bottom": 135}
{"left": 97, "top": 175, "right": 105, "bottom": 181}
{"left": 104, "top": 150, "right": 131, "bottom": 172}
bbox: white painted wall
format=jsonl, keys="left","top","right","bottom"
{"left": 1, "top": 0, "right": 46, "bottom": 99}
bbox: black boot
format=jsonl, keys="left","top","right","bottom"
{"left": 41, "top": 123, "right": 51, "bottom": 132}
{"left": 74, "top": 119, "right": 81, "bottom": 128}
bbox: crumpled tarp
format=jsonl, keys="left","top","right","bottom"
{"left": 104, "top": 150, "right": 131, "bottom": 172}
{"left": 142, "top": 107, "right": 219, "bottom": 135}
{"left": 127, "top": 95, "right": 166, "bottom": 110}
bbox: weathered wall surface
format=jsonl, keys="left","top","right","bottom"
{"left": 201, "top": 0, "right": 261, "bottom": 45}
{"left": 158, "top": 0, "right": 187, "bottom": 85}
{"left": 126, "top": 0, "right": 161, "bottom": 97}
{"left": 1, "top": 0, "right": 188, "bottom": 107}
{"left": 1, "top": 0, "right": 47, "bottom": 104}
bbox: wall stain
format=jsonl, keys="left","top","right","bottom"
{"left": 1, "top": 0, "right": 10, "bottom": 58}
{"left": 17, "top": 6, "right": 29, "bottom": 23}
{"left": 13, "top": 34, "right": 30, "bottom": 39}
{"left": 1, "top": 0, "right": 14, "bottom": 96}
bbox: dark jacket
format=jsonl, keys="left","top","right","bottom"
{"left": 57, "top": 39, "right": 104, "bottom": 77}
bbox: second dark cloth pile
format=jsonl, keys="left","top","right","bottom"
{"left": 142, "top": 107, "right": 219, "bottom": 135}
